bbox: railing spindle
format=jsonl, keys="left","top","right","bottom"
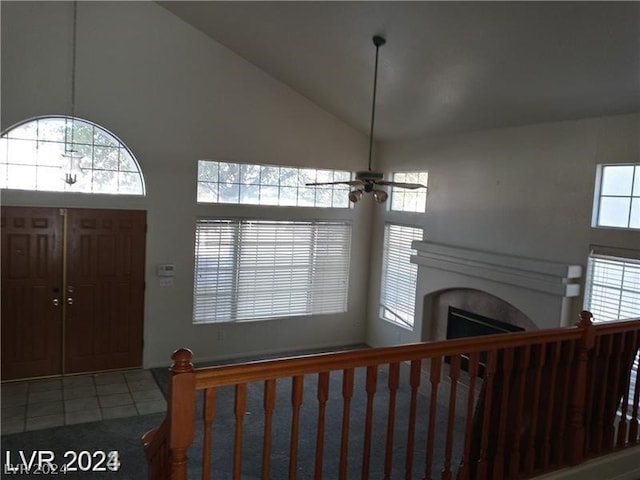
{"left": 404, "top": 359, "right": 422, "bottom": 480}
{"left": 542, "top": 342, "right": 562, "bottom": 470}
{"left": 493, "top": 348, "right": 514, "bottom": 480}
{"left": 361, "top": 365, "right": 377, "bottom": 479}
{"left": 605, "top": 334, "right": 624, "bottom": 452}
{"left": 525, "top": 343, "right": 546, "bottom": 474}
{"left": 442, "top": 354, "right": 461, "bottom": 480}
{"left": 202, "top": 388, "right": 215, "bottom": 480}
{"left": 314, "top": 372, "right": 330, "bottom": 480}
{"left": 457, "top": 352, "right": 480, "bottom": 480}
{"left": 555, "top": 340, "right": 575, "bottom": 465}
{"left": 289, "top": 375, "right": 304, "bottom": 480}
{"left": 339, "top": 368, "right": 354, "bottom": 480}
{"left": 629, "top": 331, "right": 640, "bottom": 443}
{"left": 233, "top": 383, "right": 247, "bottom": 480}
{"left": 423, "top": 356, "right": 442, "bottom": 480}
{"left": 262, "top": 379, "right": 276, "bottom": 480}
{"left": 616, "top": 331, "right": 634, "bottom": 447}
{"left": 477, "top": 349, "right": 497, "bottom": 480}
{"left": 595, "top": 334, "right": 612, "bottom": 454}
{"left": 584, "top": 336, "right": 598, "bottom": 458}
{"left": 384, "top": 362, "right": 400, "bottom": 480}
{"left": 508, "top": 345, "right": 530, "bottom": 477}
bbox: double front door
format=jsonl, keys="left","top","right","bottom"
{"left": 1, "top": 207, "right": 146, "bottom": 380}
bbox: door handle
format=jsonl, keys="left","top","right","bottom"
{"left": 67, "top": 297, "right": 74, "bottom": 305}
{"left": 53, "top": 299, "right": 60, "bottom": 307}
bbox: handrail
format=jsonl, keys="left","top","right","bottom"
{"left": 145, "top": 312, "right": 640, "bottom": 480}
{"left": 193, "top": 325, "right": 591, "bottom": 389}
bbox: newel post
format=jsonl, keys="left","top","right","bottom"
{"left": 568, "top": 311, "right": 596, "bottom": 465}
{"left": 169, "top": 348, "right": 196, "bottom": 480}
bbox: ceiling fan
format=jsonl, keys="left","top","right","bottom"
{"left": 306, "top": 35, "right": 426, "bottom": 203}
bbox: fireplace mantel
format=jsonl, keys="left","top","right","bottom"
{"left": 411, "top": 241, "right": 582, "bottom": 297}
{"left": 410, "top": 241, "right": 583, "bottom": 339}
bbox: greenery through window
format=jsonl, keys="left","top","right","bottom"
{"left": 390, "top": 171, "right": 428, "bottom": 213}
{"left": 0, "top": 116, "right": 145, "bottom": 195}
{"left": 197, "top": 160, "right": 352, "bottom": 208}
{"left": 593, "top": 164, "right": 639, "bottom": 229}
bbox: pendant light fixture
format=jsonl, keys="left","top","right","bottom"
{"left": 305, "top": 35, "right": 427, "bottom": 203}
{"left": 61, "top": 0, "right": 84, "bottom": 186}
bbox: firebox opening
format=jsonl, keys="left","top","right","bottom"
{"left": 446, "top": 306, "right": 524, "bottom": 375}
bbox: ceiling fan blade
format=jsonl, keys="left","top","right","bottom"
{"left": 377, "top": 181, "right": 426, "bottom": 190}
{"left": 305, "top": 180, "right": 363, "bottom": 187}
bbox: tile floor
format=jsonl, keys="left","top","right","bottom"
{"left": 1, "top": 369, "right": 166, "bottom": 435}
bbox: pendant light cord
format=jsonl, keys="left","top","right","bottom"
{"left": 69, "top": 1, "right": 78, "bottom": 148}
{"left": 367, "top": 36, "right": 385, "bottom": 172}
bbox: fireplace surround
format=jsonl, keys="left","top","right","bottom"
{"left": 411, "top": 241, "right": 582, "bottom": 342}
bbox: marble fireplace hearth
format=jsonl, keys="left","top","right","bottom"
{"left": 410, "top": 242, "right": 583, "bottom": 342}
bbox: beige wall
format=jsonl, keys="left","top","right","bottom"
{"left": 1, "top": 1, "right": 372, "bottom": 367}
{"left": 367, "top": 113, "right": 640, "bottom": 347}
{"left": 2, "top": 2, "right": 638, "bottom": 365}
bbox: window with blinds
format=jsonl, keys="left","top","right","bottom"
{"left": 193, "top": 219, "right": 351, "bottom": 323}
{"left": 584, "top": 253, "right": 640, "bottom": 322}
{"left": 584, "top": 251, "right": 640, "bottom": 407}
{"left": 380, "top": 224, "right": 423, "bottom": 329}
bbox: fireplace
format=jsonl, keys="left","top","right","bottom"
{"left": 446, "top": 306, "right": 524, "bottom": 375}
{"left": 446, "top": 306, "right": 524, "bottom": 340}
{"left": 410, "top": 241, "right": 582, "bottom": 342}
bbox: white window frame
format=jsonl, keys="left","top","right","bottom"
{"left": 389, "top": 171, "right": 428, "bottom": 213}
{"left": 0, "top": 115, "right": 145, "bottom": 195}
{"left": 584, "top": 248, "right": 640, "bottom": 412}
{"left": 584, "top": 248, "right": 640, "bottom": 323}
{"left": 197, "top": 160, "right": 352, "bottom": 208}
{"left": 193, "top": 219, "right": 351, "bottom": 324}
{"left": 592, "top": 163, "right": 639, "bottom": 229}
{"left": 379, "top": 223, "right": 423, "bottom": 330}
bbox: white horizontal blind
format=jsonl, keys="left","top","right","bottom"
{"left": 380, "top": 224, "right": 423, "bottom": 328}
{"left": 584, "top": 252, "right": 640, "bottom": 408}
{"left": 584, "top": 254, "right": 640, "bottom": 322}
{"left": 194, "top": 220, "right": 351, "bottom": 323}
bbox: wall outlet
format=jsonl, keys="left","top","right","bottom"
{"left": 159, "top": 278, "right": 173, "bottom": 287}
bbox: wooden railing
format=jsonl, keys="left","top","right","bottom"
{"left": 143, "top": 312, "right": 640, "bottom": 479}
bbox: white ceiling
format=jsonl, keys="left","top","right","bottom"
{"left": 159, "top": 1, "right": 640, "bottom": 141}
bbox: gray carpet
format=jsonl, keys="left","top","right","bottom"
{"left": 1, "top": 346, "right": 467, "bottom": 479}
{"left": 1, "top": 411, "right": 163, "bottom": 478}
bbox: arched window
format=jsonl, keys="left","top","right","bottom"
{"left": 0, "top": 116, "right": 145, "bottom": 195}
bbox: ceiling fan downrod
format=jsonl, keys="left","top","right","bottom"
{"left": 367, "top": 35, "right": 386, "bottom": 172}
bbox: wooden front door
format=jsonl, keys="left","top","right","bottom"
{"left": 65, "top": 209, "right": 146, "bottom": 373}
{"left": 1, "top": 207, "right": 63, "bottom": 380}
{"left": 1, "top": 207, "right": 146, "bottom": 380}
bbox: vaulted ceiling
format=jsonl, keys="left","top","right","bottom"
{"left": 159, "top": 1, "right": 640, "bottom": 141}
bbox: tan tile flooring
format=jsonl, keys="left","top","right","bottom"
{"left": 1, "top": 369, "right": 166, "bottom": 436}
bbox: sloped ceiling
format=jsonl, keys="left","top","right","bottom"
{"left": 159, "top": 1, "right": 640, "bottom": 141}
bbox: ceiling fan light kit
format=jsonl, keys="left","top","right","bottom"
{"left": 305, "top": 35, "right": 426, "bottom": 204}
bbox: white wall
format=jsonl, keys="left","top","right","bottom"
{"left": 1, "top": 1, "right": 372, "bottom": 367}
{"left": 3, "top": 2, "right": 638, "bottom": 366}
{"left": 368, "top": 113, "right": 640, "bottom": 347}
